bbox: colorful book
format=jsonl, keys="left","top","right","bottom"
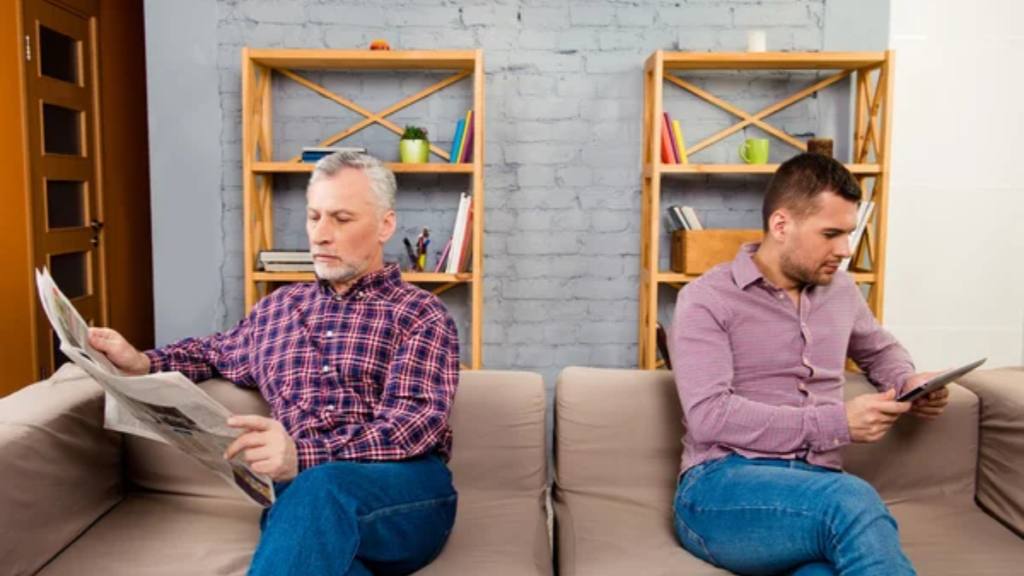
{"left": 435, "top": 239, "right": 452, "bottom": 273}
{"left": 460, "top": 111, "right": 475, "bottom": 163}
{"left": 664, "top": 112, "right": 681, "bottom": 163}
{"left": 457, "top": 197, "right": 474, "bottom": 272}
{"left": 448, "top": 119, "right": 466, "bottom": 164}
{"left": 671, "top": 120, "right": 689, "bottom": 166}
{"left": 660, "top": 115, "right": 675, "bottom": 164}
{"left": 455, "top": 110, "right": 473, "bottom": 164}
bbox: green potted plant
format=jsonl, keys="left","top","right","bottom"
{"left": 399, "top": 125, "right": 429, "bottom": 163}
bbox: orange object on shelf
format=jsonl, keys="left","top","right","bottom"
{"left": 369, "top": 39, "right": 390, "bottom": 51}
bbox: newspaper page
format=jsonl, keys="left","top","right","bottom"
{"left": 35, "top": 268, "right": 275, "bottom": 507}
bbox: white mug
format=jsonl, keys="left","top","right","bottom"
{"left": 747, "top": 30, "right": 767, "bottom": 53}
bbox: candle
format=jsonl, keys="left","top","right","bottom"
{"left": 747, "top": 30, "right": 767, "bottom": 53}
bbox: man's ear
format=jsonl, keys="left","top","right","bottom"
{"left": 379, "top": 210, "right": 397, "bottom": 244}
{"left": 767, "top": 208, "right": 792, "bottom": 243}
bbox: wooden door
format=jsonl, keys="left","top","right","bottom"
{"left": 23, "top": 0, "right": 106, "bottom": 378}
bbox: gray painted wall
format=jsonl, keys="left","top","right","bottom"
{"left": 144, "top": 0, "right": 225, "bottom": 346}
{"left": 145, "top": 0, "right": 889, "bottom": 384}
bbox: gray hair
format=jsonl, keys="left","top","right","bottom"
{"left": 308, "top": 151, "right": 396, "bottom": 214}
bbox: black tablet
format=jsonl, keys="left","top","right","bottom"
{"left": 896, "top": 358, "right": 987, "bottom": 402}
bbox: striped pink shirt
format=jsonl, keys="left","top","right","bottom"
{"left": 670, "top": 243, "right": 915, "bottom": 474}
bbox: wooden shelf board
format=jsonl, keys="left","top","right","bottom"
{"left": 652, "top": 163, "right": 881, "bottom": 175}
{"left": 248, "top": 49, "right": 478, "bottom": 71}
{"left": 252, "top": 271, "right": 473, "bottom": 283}
{"left": 251, "top": 162, "right": 475, "bottom": 174}
{"left": 661, "top": 52, "right": 886, "bottom": 71}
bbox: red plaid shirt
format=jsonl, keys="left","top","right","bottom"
{"left": 145, "top": 264, "right": 460, "bottom": 471}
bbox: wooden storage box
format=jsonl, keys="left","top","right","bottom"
{"left": 670, "top": 229, "right": 763, "bottom": 275}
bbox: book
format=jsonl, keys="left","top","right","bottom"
{"left": 261, "top": 262, "right": 316, "bottom": 273}
{"left": 681, "top": 206, "right": 703, "bottom": 231}
{"left": 447, "top": 194, "right": 471, "bottom": 274}
{"left": 301, "top": 146, "right": 367, "bottom": 163}
{"left": 671, "top": 120, "right": 689, "bottom": 166}
{"left": 259, "top": 250, "right": 312, "bottom": 263}
{"left": 448, "top": 119, "right": 465, "bottom": 164}
{"left": 664, "top": 112, "right": 681, "bottom": 163}
{"left": 660, "top": 115, "right": 675, "bottom": 164}
{"left": 840, "top": 201, "right": 875, "bottom": 271}
{"left": 457, "top": 197, "right": 474, "bottom": 273}
{"left": 455, "top": 110, "right": 473, "bottom": 164}
{"left": 666, "top": 205, "right": 687, "bottom": 231}
{"left": 435, "top": 239, "right": 452, "bottom": 273}
{"left": 460, "top": 112, "right": 475, "bottom": 163}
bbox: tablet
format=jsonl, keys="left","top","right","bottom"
{"left": 896, "top": 358, "right": 987, "bottom": 402}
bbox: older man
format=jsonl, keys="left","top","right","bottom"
{"left": 671, "top": 154, "right": 949, "bottom": 576}
{"left": 91, "top": 152, "right": 460, "bottom": 576}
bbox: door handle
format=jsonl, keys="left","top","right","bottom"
{"left": 90, "top": 219, "right": 104, "bottom": 246}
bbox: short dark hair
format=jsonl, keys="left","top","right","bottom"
{"left": 762, "top": 153, "right": 861, "bottom": 231}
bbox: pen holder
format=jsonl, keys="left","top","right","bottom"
{"left": 670, "top": 229, "right": 763, "bottom": 275}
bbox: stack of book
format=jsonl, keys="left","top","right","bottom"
{"left": 666, "top": 205, "right": 703, "bottom": 231}
{"left": 448, "top": 111, "right": 475, "bottom": 164}
{"left": 437, "top": 193, "right": 474, "bottom": 273}
{"left": 660, "top": 112, "right": 689, "bottom": 165}
{"left": 301, "top": 146, "right": 367, "bottom": 163}
{"left": 258, "top": 250, "right": 314, "bottom": 272}
{"left": 839, "top": 201, "right": 876, "bottom": 271}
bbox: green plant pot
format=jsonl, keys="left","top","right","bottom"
{"left": 399, "top": 139, "right": 430, "bottom": 163}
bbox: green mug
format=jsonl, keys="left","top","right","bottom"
{"left": 739, "top": 138, "right": 770, "bottom": 164}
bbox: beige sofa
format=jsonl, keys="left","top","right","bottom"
{"left": 0, "top": 365, "right": 552, "bottom": 576}
{"left": 554, "top": 367, "right": 1024, "bottom": 576}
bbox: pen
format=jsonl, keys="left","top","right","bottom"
{"left": 402, "top": 237, "right": 418, "bottom": 269}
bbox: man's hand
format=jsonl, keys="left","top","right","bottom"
{"left": 845, "top": 389, "right": 912, "bottom": 443}
{"left": 901, "top": 371, "right": 951, "bottom": 420}
{"left": 225, "top": 415, "right": 299, "bottom": 483}
{"left": 88, "top": 328, "right": 150, "bottom": 376}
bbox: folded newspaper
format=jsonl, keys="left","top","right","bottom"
{"left": 35, "top": 268, "right": 275, "bottom": 507}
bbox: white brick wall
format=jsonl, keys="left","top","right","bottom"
{"left": 212, "top": 0, "right": 836, "bottom": 384}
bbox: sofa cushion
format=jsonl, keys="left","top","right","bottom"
{"left": 841, "top": 373, "right": 979, "bottom": 504}
{"left": 416, "top": 370, "right": 553, "bottom": 576}
{"left": 892, "top": 500, "right": 1024, "bottom": 573}
{"left": 0, "top": 365, "right": 123, "bottom": 576}
{"left": 553, "top": 367, "right": 1021, "bottom": 576}
{"left": 35, "top": 493, "right": 261, "bottom": 576}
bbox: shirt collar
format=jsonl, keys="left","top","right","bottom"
{"left": 731, "top": 242, "right": 766, "bottom": 290}
{"left": 317, "top": 263, "right": 403, "bottom": 299}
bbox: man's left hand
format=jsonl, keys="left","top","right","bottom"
{"left": 225, "top": 415, "right": 299, "bottom": 482}
{"left": 902, "top": 372, "right": 951, "bottom": 420}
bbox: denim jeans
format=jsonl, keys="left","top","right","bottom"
{"left": 248, "top": 454, "right": 457, "bottom": 576}
{"left": 673, "top": 455, "right": 916, "bottom": 576}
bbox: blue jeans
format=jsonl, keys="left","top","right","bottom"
{"left": 673, "top": 455, "right": 916, "bottom": 576}
{"left": 248, "top": 454, "right": 457, "bottom": 576}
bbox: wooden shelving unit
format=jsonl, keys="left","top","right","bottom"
{"left": 241, "top": 48, "right": 486, "bottom": 369}
{"left": 639, "top": 50, "right": 895, "bottom": 369}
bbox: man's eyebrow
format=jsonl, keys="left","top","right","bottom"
{"left": 823, "top": 226, "right": 856, "bottom": 234}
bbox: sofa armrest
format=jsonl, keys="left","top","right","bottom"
{"left": 0, "top": 365, "right": 124, "bottom": 576}
{"left": 956, "top": 367, "right": 1024, "bottom": 536}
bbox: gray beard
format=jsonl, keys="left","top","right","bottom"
{"left": 314, "top": 259, "right": 367, "bottom": 286}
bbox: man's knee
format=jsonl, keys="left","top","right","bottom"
{"left": 827, "top": 474, "right": 893, "bottom": 526}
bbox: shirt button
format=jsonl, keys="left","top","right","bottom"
{"left": 777, "top": 293, "right": 784, "bottom": 300}
{"left": 326, "top": 331, "right": 334, "bottom": 337}
{"left": 326, "top": 404, "right": 335, "bottom": 411}
{"left": 803, "top": 357, "right": 811, "bottom": 365}
{"left": 833, "top": 439, "right": 840, "bottom": 446}
{"left": 333, "top": 294, "right": 342, "bottom": 302}
{"left": 321, "top": 365, "right": 331, "bottom": 374}
{"left": 798, "top": 383, "right": 807, "bottom": 391}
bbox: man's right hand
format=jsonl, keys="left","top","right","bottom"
{"left": 845, "top": 389, "right": 911, "bottom": 443}
{"left": 88, "top": 328, "right": 150, "bottom": 376}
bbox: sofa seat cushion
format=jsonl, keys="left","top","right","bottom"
{"left": 892, "top": 501, "right": 1024, "bottom": 574}
{"left": 555, "top": 491, "right": 731, "bottom": 576}
{"left": 37, "top": 493, "right": 260, "bottom": 576}
{"left": 414, "top": 491, "right": 551, "bottom": 576}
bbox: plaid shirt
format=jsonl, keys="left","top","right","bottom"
{"left": 145, "top": 264, "right": 460, "bottom": 471}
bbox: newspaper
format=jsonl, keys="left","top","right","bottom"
{"left": 34, "top": 268, "right": 275, "bottom": 507}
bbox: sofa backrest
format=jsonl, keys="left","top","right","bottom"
{"left": 127, "top": 371, "right": 550, "bottom": 501}
{"left": 0, "top": 365, "right": 123, "bottom": 576}
{"left": 447, "top": 370, "right": 548, "bottom": 495}
{"left": 842, "top": 373, "right": 979, "bottom": 504}
{"left": 554, "top": 367, "right": 980, "bottom": 509}
{"left": 125, "top": 379, "right": 270, "bottom": 500}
